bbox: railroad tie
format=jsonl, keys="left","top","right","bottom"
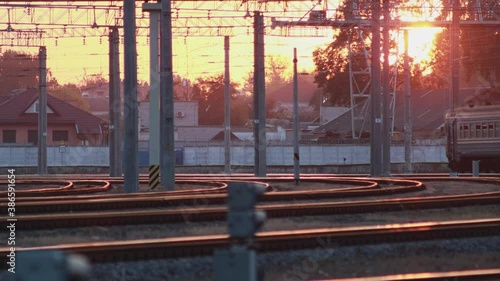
{"left": 149, "top": 165, "right": 160, "bottom": 190}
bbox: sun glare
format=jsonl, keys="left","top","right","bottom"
{"left": 403, "top": 27, "right": 442, "bottom": 63}
{"left": 395, "top": 0, "right": 443, "bottom": 64}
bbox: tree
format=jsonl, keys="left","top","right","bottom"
{"left": 242, "top": 54, "right": 293, "bottom": 94}
{"left": 418, "top": 1, "right": 499, "bottom": 90}
{"left": 313, "top": 0, "right": 458, "bottom": 105}
{"left": 312, "top": 30, "right": 361, "bottom": 106}
{"left": 241, "top": 54, "right": 293, "bottom": 119}
{"left": 312, "top": 0, "right": 377, "bottom": 106}
{"left": 0, "top": 50, "right": 38, "bottom": 96}
{"left": 49, "top": 83, "right": 90, "bottom": 112}
{"left": 191, "top": 74, "right": 242, "bottom": 125}
{"left": 266, "top": 54, "right": 292, "bottom": 93}
{"left": 417, "top": 31, "right": 451, "bottom": 89}
{"left": 231, "top": 94, "right": 252, "bottom": 126}
{"left": 173, "top": 75, "right": 196, "bottom": 101}
{"left": 79, "top": 71, "right": 108, "bottom": 89}
{"left": 460, "top": 0, "right": 500, "bottom": 89}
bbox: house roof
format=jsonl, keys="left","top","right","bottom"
{"left": 0, "top": 95, "right": 11, "bottom": 105}
{"left": 267, "top": 76, "right": 319, "bottom": 103}
{"left": 315, "top": 87, "right": 500, "bottom": 134}
{"left": 0, "top": 88, "right": 107, "bottom": 134}
{"left": 210, "top": 131, "right": 242, "bottom": 142}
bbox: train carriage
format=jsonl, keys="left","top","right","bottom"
{"left": 445, "top": 104, "right": 500, "bottom": 172}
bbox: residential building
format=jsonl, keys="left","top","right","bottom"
{"left": 0, "top": 88, "right": 107, "bottom": 146}
{"left": 138, "top": 100, "right": 286, "bottom": 146}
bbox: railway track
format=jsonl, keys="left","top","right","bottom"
{"left": 1, "top": 176, "right": 498, "bottom": 230}
{"left": 1, "top": 177, "right": 426, "bottom": 213}
{"left": 330, "top": 268, "right": 500, "bottom": 281}
{"left": 1, "top": 175, "right": 498, "bottom": 279}
{"left": 0, "top": 179, "right": 112, "bottom": 197}
{"left": 24, "top": 176, "right": 497, "bottom": 215}
{"left": 1, "top": 218, "right": 498, "bottom": 267}
{"left": 2, "top": 191, "right": 499, "bottom": 230}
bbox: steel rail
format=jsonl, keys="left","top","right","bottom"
{"left": 0, "top": 177, "right": 373, "bottom": 203}
{"left": 2, "top": 191, "right": 498, "bottom": 230}
{"left": 326, "top": 268, "right": 500, "bottom": 281}
{"left": 1, "top": 179, "right": 422, "bottom": 214}
{"left": 0, "top": 180, "right": 111, "bottom": 197}
{"left": 0, "top": 179, "right": 229, "bottom": 199}
{"left": 0, "top": 180, "right": 73, "bottom": 194}
{"left": 0, "top": 218, "right": 498, "bottom": 266}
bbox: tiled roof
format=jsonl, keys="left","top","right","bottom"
{"left": 210, "top": 131, "right": 242, "bottom": 142}
{"left": 315, "top": 88, "right": 499, "bottom": 133}
{"left": 0, "top": 88, "right": 107, "bottom": 134}
{"left": 0, "top": 95, "right": 11, "bottom": 106}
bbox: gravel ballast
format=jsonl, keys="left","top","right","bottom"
{"left": 2, "top": 236, "right": 493, "bottom": 281}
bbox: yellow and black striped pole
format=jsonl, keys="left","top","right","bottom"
{"left": 149, "top": 165, "right": 160, "bottom": 190}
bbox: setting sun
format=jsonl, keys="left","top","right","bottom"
{"left": 404, "top": 27, "right": 442, "bottom": 63}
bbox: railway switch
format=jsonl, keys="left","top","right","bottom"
{"left": 227, "top": 182, "right": 267, "bottom": 239}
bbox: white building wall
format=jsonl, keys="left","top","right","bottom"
{"left": 0, "top": 145, "right": 447, "bottom": 167}
{"left": 181, "top": 145, "right": 446, "bottom": 166}
{"left": 0, "top": 146, "right": 109, "bottom": 166}
{"left": 139, "top": 101, "right": 199, "bottom": 130}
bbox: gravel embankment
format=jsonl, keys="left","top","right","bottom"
{"left": 3, "top": 236, "right": 496, "bottom": 281}
{"left": 88, "top": 236, "right": 500, "bottom": 280}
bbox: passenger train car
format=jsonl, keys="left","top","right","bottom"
{"left": 445, "top": 104, "right": 500, "bottom": 172}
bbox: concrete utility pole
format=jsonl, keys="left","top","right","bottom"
{"left": 37, "top": 46, "right": 47, "bottom": 175}
{"left": 382, "top": 0, "right": 391, "bottom": 176}
{"left": 123, "top": 0, "right": 139, "bottom": 192}
{"left": 449, "top": 0, "right": 460, "bottom": 170}
{"left": 451, "top": 0, "right": 460, "bottom": 113}
{"left": 253, "top": 11, "right": 266, "bottom": 177}
{"left": 160, "top": 0, "right": 175, "bottom": 190}
{"left": 148, "top": 6, "right": 160, "bottom": 170}
{"left": 403, "top": 29, "right": 413, "bottom": 173}
{"left": 293, "top": 48, "right": 300, "bottom": 185}
{"left": 108, "top": 27, "right": 122, "bottom": 177}
{"left": 143, "top": 3, "right": 161, "bottom": 189}
{"left": 370, "top": 0, "right": 383, "bottom": 177}
{"left": 224, "top": 36, "right": 231, "bottom": 174}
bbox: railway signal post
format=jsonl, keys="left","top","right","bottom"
{"left": 214, "top": 182, "right": 267, "bottom": 281}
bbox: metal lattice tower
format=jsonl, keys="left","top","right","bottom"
{"left": 270, "top": 0, "right": 499, "bottom": 138}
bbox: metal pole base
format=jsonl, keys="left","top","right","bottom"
{"left": 214, "top": 246, "right": 260, "bottom": 281}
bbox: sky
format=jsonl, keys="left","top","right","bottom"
{"left": 5, "top": 27, "right": 439, "bottom": 88}
{"left": 6, "top": 28, "right": 334, "bottom": 86}
{"left": 1, "top": 0, "right": 442, "bottom": 87}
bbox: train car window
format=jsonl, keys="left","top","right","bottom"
{"left": 470, "top": 123, "right": 475, "bottom": 138}
{"left": 488, "top": 123, "right": 494, "bottom": 138}
{"left": 463, "top": 124, "right": 469, "bottom": 139}
{"left": 476, "top": 123, "right": 481, "bottom": 138}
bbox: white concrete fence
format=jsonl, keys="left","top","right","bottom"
{"left": 0, "top": 145, "right": 447, "bottom": 167}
